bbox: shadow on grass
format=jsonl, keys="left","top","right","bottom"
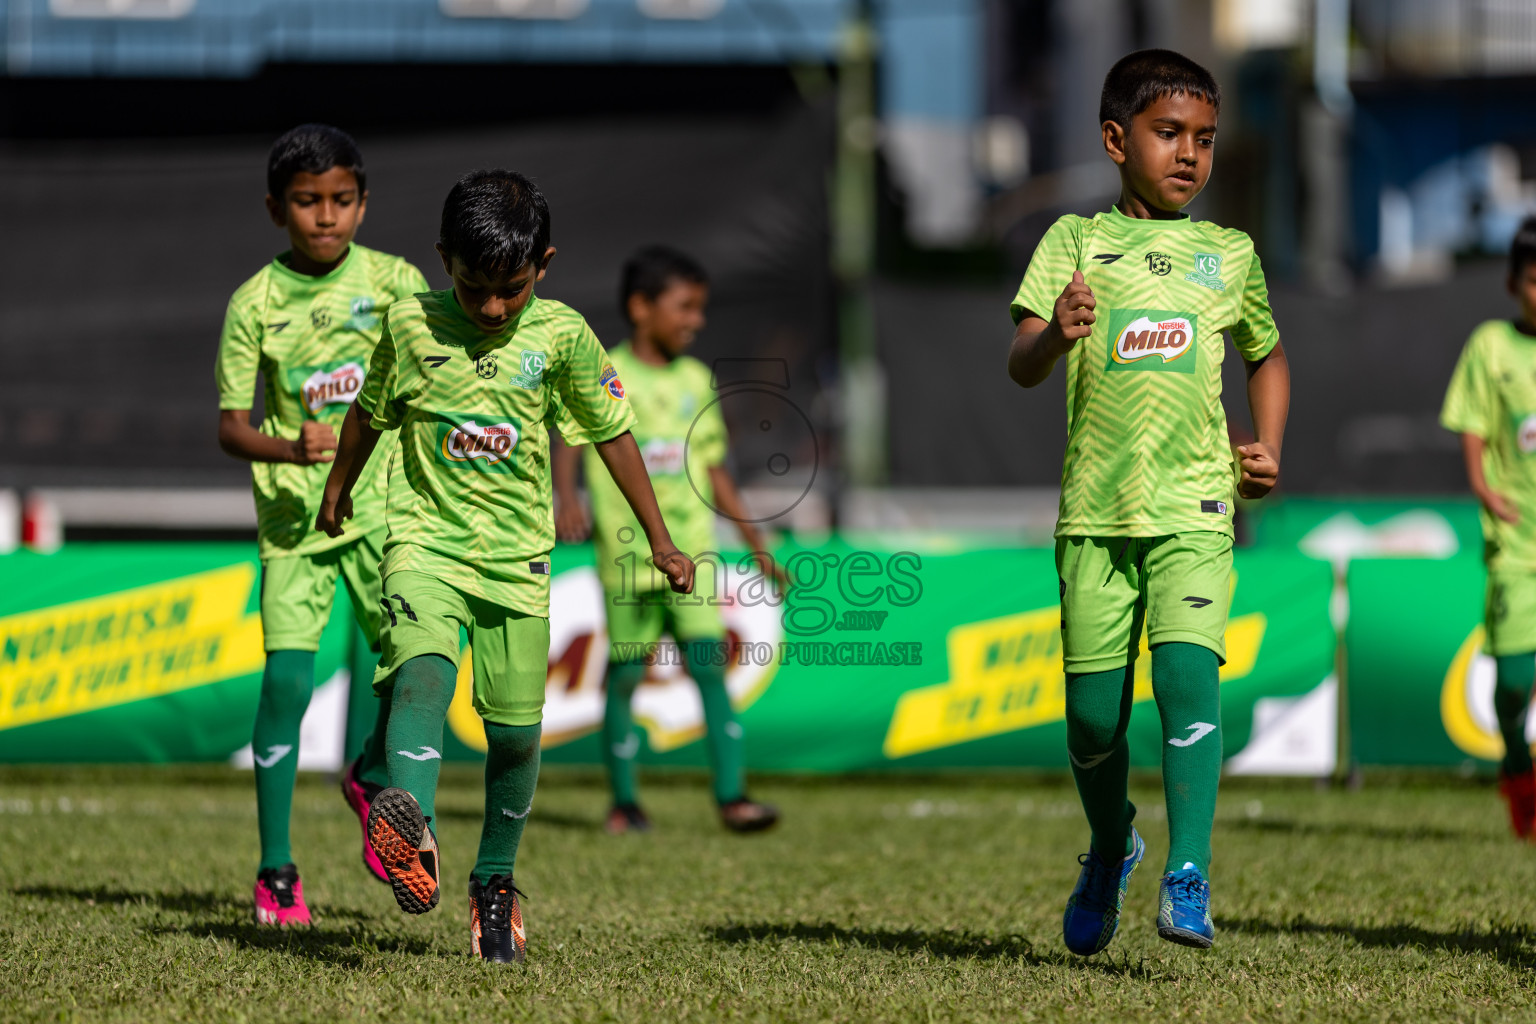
{"left": 1218, "top": 916, "right": 1536, "bottom": 970}
{"left": 144, "top": 920, "right": 442, "bottom": 963}
{"left": 12, "top": 885, "right": 244, "bottom": 915}
{"left": 1222, "top": 817, "right": 1471, "bottom": 843}
{"left": 709, "top": 921, "right": 1156, "bottom": 976}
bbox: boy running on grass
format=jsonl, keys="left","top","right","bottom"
{"left": 215, "top": 124, "right": 428, "bottom": 926}
{"left": 1007, "top": 49, "right": 1289, "bottom": 952}
{"left": 1441, "top": 215, "right": 1536, "bottom": 840}
{"left": 316, "top": 170, "right": 693, "bottom": 963}
{"left": 552, "top": 246, "right": 780, "bottom": 835}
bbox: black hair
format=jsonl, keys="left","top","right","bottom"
{"left": 1099, "top": 49, "right": 1221, "bottom": 131}
{"left": 438, "top": 169, "right": 551, "bottom": 276}
{"left": 619, "top": 246, "right": 709, "bottom": 322}
{"left": 266, "top": 124, "right": 366, "bottom": 198}
{"left": 1511, "top": 215, "right": 1536, "bottom": 278}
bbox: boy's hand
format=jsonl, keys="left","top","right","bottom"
{"left": 291, "top": 421, "right": 338, "bottom": 465}
{"left": 555, "top": 499, "right": 592, "bottom": 543}
{"left": 315, "top": 494, "right": 353, "bottom": 538}
{"left": 1480, "top": 489, "right": 1521, "bottom": 525}
{"left": 1236, "top": 442, "right": 1280, "bottom": 499}
{"left": 653, "top": 548, "right": 696, "bottom": 595}
{"left": 1048, "top": 271, "right": 1096, "bottom": 350}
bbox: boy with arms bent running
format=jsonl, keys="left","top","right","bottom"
{"left": 215, "top": 124, "right": 428, "bottom": 925}
{"left": 1442, "top": 216, "right": 1536, "bottom": 840}
{"left": 317, "top": 170, "right": 693, "bottom": 963}
{"left": 1007, "top": 50, "right": 1289, "bottom": 952}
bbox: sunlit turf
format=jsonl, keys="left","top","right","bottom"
{"left": 2, "top": 765, "right": 1535, "bottom": 1023}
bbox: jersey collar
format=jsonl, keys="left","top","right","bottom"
{"left": 448, "top": 290, "right": 537, "bottom": 352}
{"left": 270, "top": 245, "right": 356, "bottom": 285}
{"left": 1104, "top": 205, "right": 1194, "bottom": 230}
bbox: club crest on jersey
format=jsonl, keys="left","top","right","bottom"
{"left": 438, "top": 417, "right": 520, "bottom": 470}
{"left": 475, "top": 353, "right": 498, "bottom": 380}
{"left": 1105, "top": 309, "right": 1198, "bottom": 374}
{"left": 509, "top": 349, "right": 546, "bottom": 390}
{"left": 289, "top": 360, "right": 365, "bottom": 414}
{"left": 346, "top": 296, "right": 379, "bottom": 331}
{"left": 1184, "top": 251, "right": 1225, "bottom": 291}
{"left": 600, "top": 365, "right": 626, "bottom": 400}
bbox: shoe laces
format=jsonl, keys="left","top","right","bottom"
{"left": 261, "top": 867, "right": 299, "bottom": 909}
{"left": 1073, "top": 852, "right": 1115, "bottom": 912}
{"left": 481, "top": 877, "right": 527, "bottom": 927}
{"left": 1165, "top": 870, "right": 1208, "bottom": 908}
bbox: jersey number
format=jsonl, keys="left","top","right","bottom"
{"left": 380, "top": 594, "right": 420, "bottom": 627}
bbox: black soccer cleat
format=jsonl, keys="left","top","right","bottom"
{"left": 469, "top": 874, "right": 527, "bottom": 963}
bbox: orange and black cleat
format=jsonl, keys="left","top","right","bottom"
{"left": 368, "top": 787, "right": 440, "bottom": 914}
{"left": 469, "top": 874, "right": 527, "bottom": 963}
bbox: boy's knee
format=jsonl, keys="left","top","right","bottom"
{"left": 484, "top": 722, "right": 541, "bottom": 761}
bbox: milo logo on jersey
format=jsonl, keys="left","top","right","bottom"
{"left": 1516, "top": 413, "right": 1536, "bottom": 455}
{"left": 1105, "top": 309, "right": 1198, "bottom": 374}
{"left": 436, "top": 415, "right": 521, "bottom": 472}
{"left": 287, "top": 360, "right": 366, "bottom": 416}
{"left": 640, "top": 438, "right": 686, "bottom": 475}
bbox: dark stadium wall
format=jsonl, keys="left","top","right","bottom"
{"left": 0, "top": 72, "right": 834, "bottom": 489}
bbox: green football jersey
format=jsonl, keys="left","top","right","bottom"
{"left": 1011, "top": 207, "right": 1280, "bottom": 538}
{"left": 357, "top": 291, "right": 638, "bottom": 616}
{"left": 215, "top": 244, "right": 428, "bottom": 559}
{"left": 584, "top": 343, "right": 727, "bottom": 594}
{"left": 1441, "top": 319, "right": 1536, "bottom": 571}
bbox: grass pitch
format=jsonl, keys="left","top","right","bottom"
{"left": 3, "top": 766, "right": 1535, "bottom": 1023}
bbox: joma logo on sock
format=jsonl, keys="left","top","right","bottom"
{"left": 1168, "top": 723, "right": 1216, "bottom": 747}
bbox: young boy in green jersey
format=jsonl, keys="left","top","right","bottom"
{"left": 215, "top": 124, "right": 429, "bottom": 926}
{"left": 1007, "top": 50, "right": 1290, "bottom": 953}
{"left": 1441, "top": 216, "right": 1536, "bottom": 841}
{"left": 551, "top": 246, "right": 781, "bottom": 835}
{"left": 316, "top": 170, "right": 694, "bottom": 963}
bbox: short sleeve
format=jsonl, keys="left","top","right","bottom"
{"left": 357, "top": 311, "right": 403, "bottom": 430}
{"left": 552, "top": 322, "right": 639, "bottom": 445}
{"left": 691, "top": 370, "right": 729, "bottom": 467}
{"left": 1230, "top": 247, "right": 1280, "bottom": 361}
{"left": 393, "top": 260, "right": 430, "bottom": 302}
{"left": 214, "top": 292, "right": 262, "bottom": 411}
{"left": 1011, "top": 216, "right": 1083, "bottom": 325}
{"left": 1441, "top": 330, "right": 1494, "bottom": 439}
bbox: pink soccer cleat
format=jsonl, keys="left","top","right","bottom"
{"left": 254, "top": 864, "right": 312, "bottom": 926}
{"left": 342, "top": 758, "right": 390, "bottom": 883}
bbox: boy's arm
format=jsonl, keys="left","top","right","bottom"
{"left": 1237, "top": 340, "right": 1289, "bottom": 499}
{"left": 1461, "top": 433, "right": 1520, "bottom": 524}
{"left": 315, "top": 403, "right": 384, "bottom": 537}
{"left": 1008, "top": 272, "right": 1096, "bottom": 388}
{"left": 593, "top": 431, "right": 695, "bottom": 594}
{"left": 551, "top": 435, "right": 591, "bottom": 542}
{"left": 707, "top": 465, "right": 790, "bottom": 590}
{"left": 218, "top": 410, "right": 337, "bottom": 465}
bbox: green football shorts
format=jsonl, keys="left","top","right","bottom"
{"left": 260, "top": 530, "right": 385, "bottom": 653}
{"left": 1056, "top": 532, "right": 1233, "bottom": 674}
{"left": 1486, "top": 568, "right": 1536, "bottom": 656}
{"left": 605, "top": 587, "right": 725, "bottom": 659}
{"left": 373, "top": 569, "right": 549, "bottom": 727}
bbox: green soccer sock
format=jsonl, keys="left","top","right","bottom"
{"left": 1494, "top": 653, "right": 1536, "bottom": 776}
{"left": 472, "top": 722, "right": 542, "bottom": 884}
{"left": 383, "top": 654, "right": 457, "bottom": 823}
{"left": 252, "top": 650, "right": 315, "bottom": 871}
{"left": 1152, "top": 642, "right": 1222, "bottom": 877}
{"left": 602, "top": 659, "right": 647, "bottom": 808}
{"left": 356, "top": 686, "right": 393, "bottom": 790}
{"left": 343, "top": 619, "right": 382, "bottom": 767}
{"left": 1065, "top": 663, "right": 1137, "bottom": 861}
{"left": 685, "top": 638, "right": 745, "bottom": 805}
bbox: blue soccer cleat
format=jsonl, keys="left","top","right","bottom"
{"left": 1158, "top": 863, "right": 1215, "bottom": 948}
{"left": 1062, "top": 827, "right": 1145, "bottom": 955}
